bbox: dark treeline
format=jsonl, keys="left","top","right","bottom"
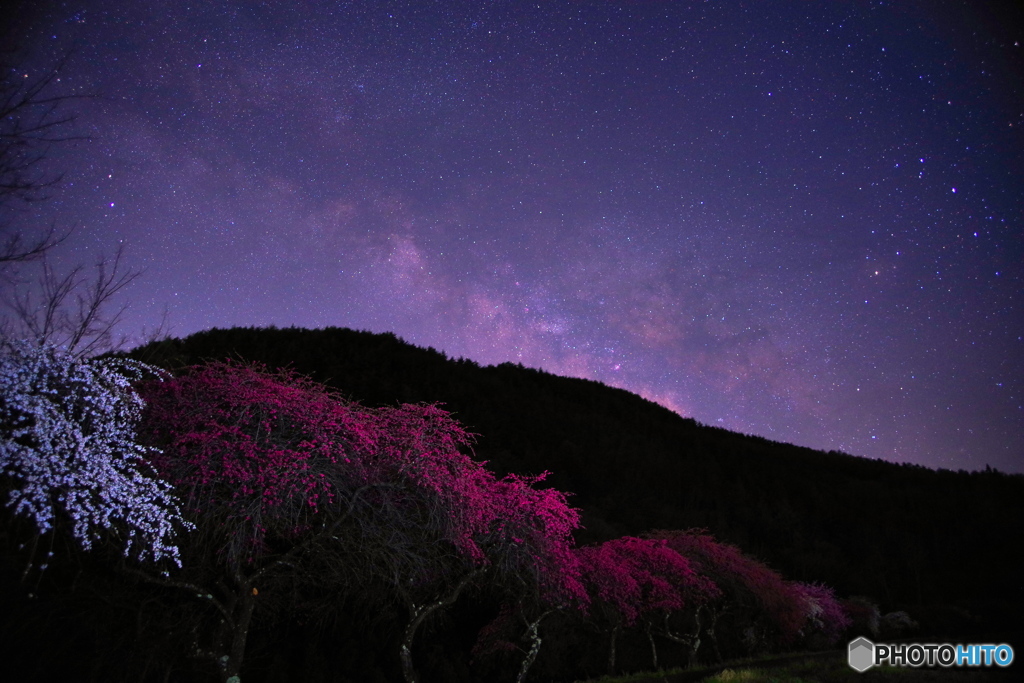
{"left": 2, "top": 324, "right": 1021, "bottom": 682}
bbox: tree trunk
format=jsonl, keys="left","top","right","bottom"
{"left": 607, "top": 623, "right": 620, "bottom": 675}
{"left": 646, "top": 621, "right": 673, "bottom": 682}
{"left": 220, "top": 586, "right": 257, "bottom": 683}
{"left": 647, "top": 624, "right": 659, "bottom": 670}
{"left": 399, "top": 629, "right": 419, "bottom": 683}
{"left": 515, "top": 610, "right": 553, "bottom": 683}
{"left": 400, "top": 569, "right": 482, "bottom": 683}
{"left": 206, "top": 581, "right": 258, "bottom": 683}
{"left": 688, "top": 607, "right": 703, "bottom": 666}
{"left": 707, "top": 608, "right": 722, "bottom": 664}
{"left": 120, "top": 565, "right": 262, "bottom": 683}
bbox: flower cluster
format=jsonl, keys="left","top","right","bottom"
{"left": 136, "top": 362, "right": 586, "bottom": 604}
{"left": 0, "top": 341, "right": 190, "bottom": 565}
{"left": 649, "top": 529, "right": 811, "bottom": 644}
{"left": 577, "top": 536, "right": 717, "bottom": 627}
{"left": 484, "top": 472, "right": 588, "bottom": 607}
{"left": 790, "top": 581, "right": 851, "bottom": 644}
{"left": 137, "top": 361, "right": 381, "bottom": 563}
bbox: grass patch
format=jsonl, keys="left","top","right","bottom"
{"left": 576, "top": 652, "right": 1014, "bottom": 683}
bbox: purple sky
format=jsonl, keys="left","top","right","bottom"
{"left": 7, "top": 1, "right": 1023, "bottom": 473}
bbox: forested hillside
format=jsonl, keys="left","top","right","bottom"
{"left": 3, "top": 325, "right": 1021, "bottom": 682}
{"left": 127, "top": 325, "right": 1023, "bottom": 633}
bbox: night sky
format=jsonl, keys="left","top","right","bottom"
{"left": 7, "top": 1, "right": 1023, "bottom": 473}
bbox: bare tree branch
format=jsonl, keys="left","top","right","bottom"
{"left": 0, "top": 222, "right": 69, "bottom": 266}
{"left": 0, "top": 46, "right": 149, "bottom": 358}
{"left": 1, "top": 243, "right": 142, "bottom": 357}
{"left": 0, "top": 51, "right": 89, "bottom": 206}
{"left": 0, "top": 48, "right": 91, "bottom": 267}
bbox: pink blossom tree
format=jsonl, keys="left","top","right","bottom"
{"left": 789, "top": 581, "right": 851, "bottom": 647}
{"left": 136, "top": 361, "right": 586, "bottom": 683}
{"left": 468, "top": 473, "right": 589, "bottom": 683}
{"left": 361, "top": 407, "right": 586, "bottom": 683}
{"left": 0, "top": 341, "right": 190, "bottom": 576}
{"left": 136, "top": 361, "right": 399, "bottom": 683}
{"left": 575, "top": 536, "right": 717, "bottom": 675}
{"left": 647, "top": 529, "right": 805, "bottom": 658}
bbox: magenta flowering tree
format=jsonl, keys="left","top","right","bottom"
{"left": 362, "top": 407, "right": 587, "bottom": 683}
{"left": 0, "top": 341, "right": 189, "bottom": 575}
{"left": 575, "top": 536, "right": 716, "bottom": 675}
{"left": 139, "top": 362, "right": 382, "bottom": 562}
{"left": 328, "top": 401, "right": 493, "bottom": 683}
{"left": 468, "top": 473, "right": 588, "bottom": 683}
{"left": 136, "top": 361, "right": 394, "bottom": 683}
{"left": 647, "top": 529, "right": 805, "bottom": 658}
{"left": 790, "top": 581, "right": 851, "bottom": 647}
{"left": 136, "top": 362, "right": 586, "bottom": 683}
{"left": 483, "top": 472, "right": 587, "bottom": 609}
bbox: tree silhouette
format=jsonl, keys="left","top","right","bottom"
{"left": 3, "top": 244, "right": 141, "bottom": 357}
{"left": 575, "top": 536, "right": 718, "bottom": 674}
{"left": 364, "top": 408, "right": 585, "bottom": 683}
{"left": 468, "top": 472, "right": 588, "bottom": 683}
{"left": 647, "top": 529, "right": 805, "bottom": 658}
{"left": 790, "top": 581, "right": 850, "bottom": 647}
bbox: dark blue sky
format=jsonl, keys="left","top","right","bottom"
{"left": 7, "top": 1, "right": 1023, "bottom": 472}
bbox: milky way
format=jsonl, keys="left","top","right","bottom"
{"left": 6, "top": 1, "right": 1023, "bottom": 472}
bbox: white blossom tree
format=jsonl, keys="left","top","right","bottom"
{"left": 0, "top": 340, "right": 190, "bottom": 574}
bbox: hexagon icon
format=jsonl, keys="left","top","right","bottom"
{"left": 848, "top": 637, "right": 875, "bottom": 672}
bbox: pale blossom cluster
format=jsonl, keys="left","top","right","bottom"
{"left": 791, "top": 581, "right": 851, "bottom": 644}
{"left": 0, "top": 341, "right": 191, "bottom": 566}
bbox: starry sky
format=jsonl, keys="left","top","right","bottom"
{"left": 6, "top": 1, "right": 1023, "bottom": 473}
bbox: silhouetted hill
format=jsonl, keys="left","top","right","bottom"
{"left": 127, "top": 325, "right": 1024, "bottom": 634}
